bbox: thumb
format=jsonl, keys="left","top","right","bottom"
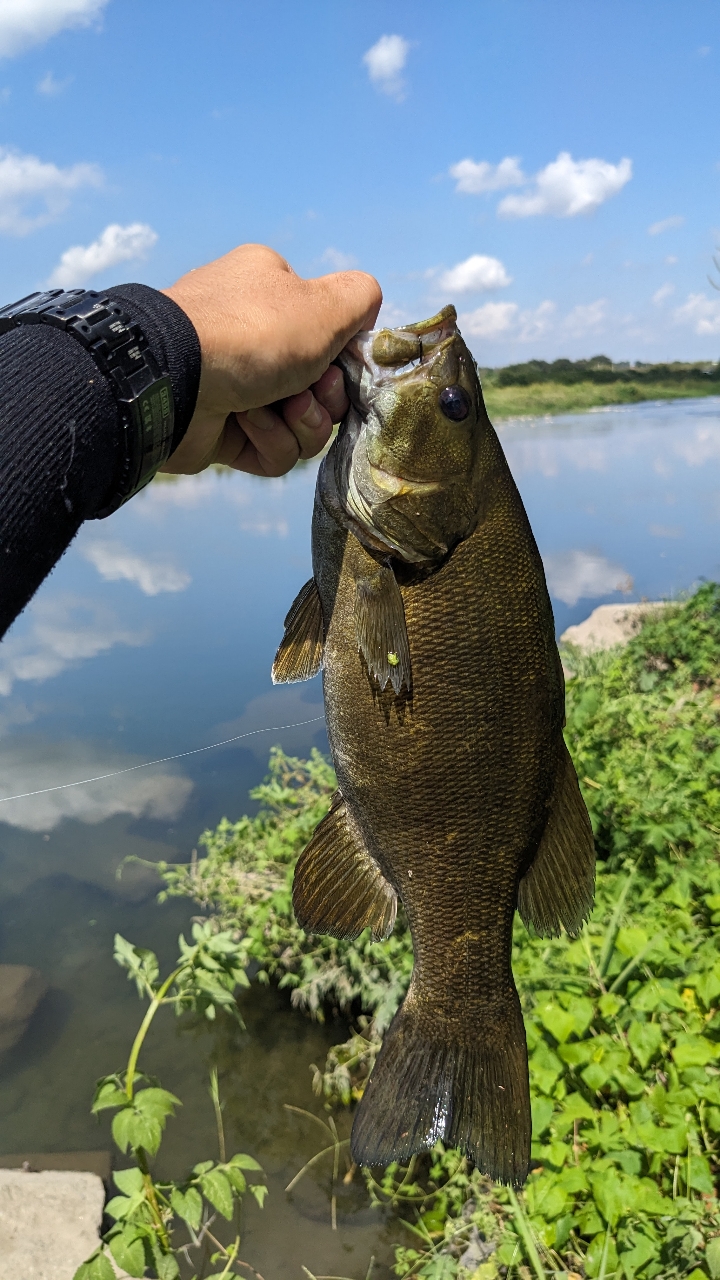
{"left": 309, "top": 269, "right": 383, "bottom": 361}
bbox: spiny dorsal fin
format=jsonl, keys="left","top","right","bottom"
{"left": 355, "top": 563, "right": 411, "bottom": 695}
{"left": 518, "top": 739, "right": 596, "bottom": 938}
{"left": 293, "top": 791, "right": 397, "bottom": 942}
{"left": 272, "top": 578, "right": 324, "bottom": 684}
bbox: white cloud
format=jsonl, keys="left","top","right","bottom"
{"left": 563, "top": 298, "right": 607, "bottom": 335}
{"left": 0, "top": 145, "right": 102, "bottom": 235}
{"left": 83, "top": 541, "right": 191, "bottom": 596}
{"left": 0, "top": 739, "right": 191, "bottom": 832}
{"left": 665, "top": 255, "right": 678, "bottom": 265}
{"left": 0, "top": 595, "right": 147, "bottom": 697}
{"left": 321, "top": 247, "right": 357, "bottom": 271}
{"left": 517, "top": 300, "right": 556, "bottom": 342}
{"left": 449, "top": 156, "right": 525, "bottom": 195}
{"left": 543, "top": 550, "right": 633, "bottom": 607}
{"left": 0, "top": 0, "right": 108, "bottom": 58}
{"left": 459, "top": 299, "right": 557, "bottom": 343}
{"left": 459, "top": 301, "right": 518, "bottom": 339}
{"left": 498, "top": 152, "right": 632, "bottom": 219}
{"left": 37, "top": 70, "right": 72, "bottom": 95}
{"left": 652, "top": 283, "right": 674, "bottom": 306}
{"left": 648, "top": 214, "right": 684, "bottom": 236}
{"left": 363, "top": 34, "right": 409, "bottom": 99}
{"left": 47, "top": 221, "right": 157, "bottom": 287}
{"left": 438, "top": 254, "right": 511, "bottom": 294}
{"left": 674, "top": 292, "right": 720, "bottom": 336}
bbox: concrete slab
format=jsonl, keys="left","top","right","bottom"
{"left": 560, "top": 601, "right": 667, "bottom": 654}
{"left": 0, "top": 1167, "right": 106, "bottom": 1280}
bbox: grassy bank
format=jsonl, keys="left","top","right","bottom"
{"left": 159, "top": 584, "right": 720, "bottom": 1279}
{"left": 482, "top": 379, "right": 720, "bottom": 421}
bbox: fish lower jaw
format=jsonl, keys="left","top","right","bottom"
{"left": 367, "top": 462, "right": 442, "bottom": 498}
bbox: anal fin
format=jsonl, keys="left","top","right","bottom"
{"left": 518, "top": 739, "right": 596, "bottom": 938}
{"left": 293, "top": 791, "right": 397, "bottom": 942}
{"left": 272, "top": 578, "right": 324, "bottom": 684}
{"left": 355, "top": 562, "right": 411, "bottom": 695}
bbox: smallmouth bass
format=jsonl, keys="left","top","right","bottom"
{"left": 272, "top": 306, "right": 595, "bottom": 1185}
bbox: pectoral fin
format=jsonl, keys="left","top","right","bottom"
{"left": 518, "top": 740, "right": 596, "bottom": 938}
{"left": 355, "top": 563, "right": 411, "bottom": 695}
{"left": 293, "top": 791, "right": 397, "bottom": 942}
{"left": 272, "top": 578, "right": 324, "bottom": 684}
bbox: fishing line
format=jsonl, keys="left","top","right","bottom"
{"left": 0, "top": 716, "right": 326, "bottom": 805}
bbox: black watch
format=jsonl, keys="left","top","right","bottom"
{"left": 0, "top": 287, "right": 175, "bottom": 517}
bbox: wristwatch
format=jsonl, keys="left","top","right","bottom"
{"left": 0, "top": 287, "right": 175, "bottom": 517}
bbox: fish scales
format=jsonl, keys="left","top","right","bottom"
{"left": 273, "top": 305, "right": 595, "bottom": 1184}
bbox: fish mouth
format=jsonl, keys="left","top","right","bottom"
{"left": 336, "top": 304, "right": 458, "bottom": 412}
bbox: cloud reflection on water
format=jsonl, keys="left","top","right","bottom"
{"left": 0, "top": 736, "right": 192, "bottom": 831}
{"left": 0, "top": 595, "right": 148, "bottom": 696}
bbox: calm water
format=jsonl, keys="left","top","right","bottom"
{"left": 1, "top": 395, "right": 719, "bottom": 1275}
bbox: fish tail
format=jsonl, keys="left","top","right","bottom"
{"left": 350, "top": 988, "right": 530, "bottom": 1186}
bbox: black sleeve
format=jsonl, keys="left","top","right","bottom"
{"left": 0, "top": 284, "right": 201, "bottom": 643}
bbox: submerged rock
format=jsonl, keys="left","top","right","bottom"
{"left": 0, "top": 964, "right": 47, "bottom": 1054}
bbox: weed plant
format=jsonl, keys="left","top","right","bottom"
{"left": 158, "top": 583, "right": 720, "bottom": 1280}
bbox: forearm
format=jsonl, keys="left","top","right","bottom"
{"left": 0, "top": 285, "right": 201, "bottom": 642}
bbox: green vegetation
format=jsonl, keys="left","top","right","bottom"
{"left": 73, "top": 925, "right": 266, "bottom": 1280}
{"left": 158, "top": 583, "right": 720, "bottom": 1279}
{"left": 478, "top": 356, "right": 720, "bottom": 420}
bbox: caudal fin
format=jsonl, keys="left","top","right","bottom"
{"left": 350, "top": 989, "right": 530, "bottom": 1186}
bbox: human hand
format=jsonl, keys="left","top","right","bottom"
{"left": 160, "top": 243, "right": 381, "bottom": 476}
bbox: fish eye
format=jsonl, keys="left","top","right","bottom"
{"left": 438, "top": 385, "right": 471, "bottom": 422}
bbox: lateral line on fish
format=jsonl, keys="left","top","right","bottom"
{"left": 0, "top": 716, "right": 326, "bottom": 805}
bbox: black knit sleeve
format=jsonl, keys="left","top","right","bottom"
{"left": 0, "top": 285, "right": 201, "bottom": 642}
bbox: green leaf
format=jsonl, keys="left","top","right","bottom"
{"left": 134, "top": 1087, "right": 181, "bottom": 1120}
{"left": 193, "top": 1160, "right": 215, "bottom": 1174}
{"left": 200, "top": 1169, "right": 234, "bottom": 1219}
{"left": 104, "top": 1195, "right": 134, "bottom": 1221}
{"left": 225, "top": 1166, "right": 247, "bottom": 1194}
{"left": 687, "top": 1152, "right": 714, "bottom": 1193}
{"left": 249, "top": 1183, "right": 268, "bottom": 1208}
{"left": 589, "top": 1169, "right": 626, "bottom": 1228}
{"left": 170, "top": 1185, "right": 203, "bottom": 1231}
{"left": 618, "top": 1231, "right": 656, "bottom": 1278}
{"left": 91, "top": 1082, "right": 127, "bottom": 1113}
{"left": 628, "top": 1019, "right": 662, "bottom": 1069}
{"left": 112, "top": 1105, "right": 163, "bottom": 1157}
{"left": 706, "top": 1236, "right": 720, "bottom": 1279}
{"left": 531, "top": 1096, "right": 554, "bottom": 1137}
{"left": 585, "top": 1231, "right": 619, "bottom": 1279}
{"left": 154, "top": 1253, "right": 180, "bottom": 1280}
{"left": 72, "top": 1253, "right": 117, "bottom": 1280}
{"left": 108, "top": 1230, "right": 147, "bottom": 1278}
{"left": 113, "top": 1167, "right": 144, "bottom": 1196}
{"left": 673, "top": 1033, "right": 719, "bottom": 1069}
{"left": 538, "top": 1000, "right": 576, "bottom": 1043}
{"left": 228, "top": 1152, "right": 263, "bottom": 1171}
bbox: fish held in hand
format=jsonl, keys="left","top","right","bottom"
{"left": 272, "top": 305, "right": 595, "bottom": 1185}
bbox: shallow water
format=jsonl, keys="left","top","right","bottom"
{"left": 0, "top": 395, "right": 719, "bottom": 1275}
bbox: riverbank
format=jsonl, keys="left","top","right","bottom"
{"left": 158, "top": 583, "right": 720, "bottom": 1279}
{"left": 482, "top": 379, "right": 720, "bottom": 421}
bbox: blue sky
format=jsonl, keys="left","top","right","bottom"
{"left": 0, "top": 0, "right": 718, "bottom": 365}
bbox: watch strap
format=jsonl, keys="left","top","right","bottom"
{"left": 0, "top": 288, "right": 175, "bottom": 517}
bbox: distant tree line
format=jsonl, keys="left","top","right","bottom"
{"left": 480, "top": 355, "right": 720, "bottom": 387}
